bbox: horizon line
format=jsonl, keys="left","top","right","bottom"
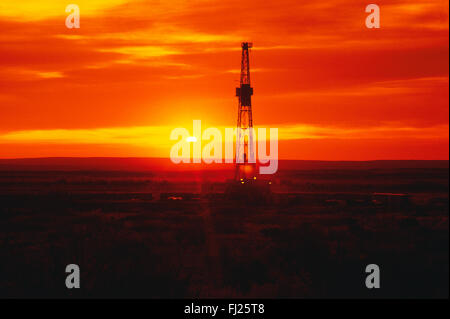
{"left": 0, "top": 157, "right": 448, "bottom": 162}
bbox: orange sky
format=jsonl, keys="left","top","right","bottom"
{"left": 0, "top": 0, "right": 448, "bottom": 160}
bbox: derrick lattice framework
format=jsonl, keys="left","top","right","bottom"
{"left": 235, "top": 42, "right": 256, "bottom": 180}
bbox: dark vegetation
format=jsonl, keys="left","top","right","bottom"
{"left": 0, "top": 162, "right": 448, "bottom": 298}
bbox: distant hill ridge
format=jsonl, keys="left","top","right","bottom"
{"left": 0, "top": 157, "right": 447, "bottom": 171}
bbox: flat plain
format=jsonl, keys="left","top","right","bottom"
{"left": 0, "top": 159, "right": 448, "bottom": 298}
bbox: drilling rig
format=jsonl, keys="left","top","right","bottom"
{"left": 225, "top": 42, "right": 272, "bottom": 202}
{"left": 235, "top": 42, "right": 256, "bottom": 181}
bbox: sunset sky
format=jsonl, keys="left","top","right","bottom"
{"left": 0, "top": 0, "right": 448, "bottom": 160}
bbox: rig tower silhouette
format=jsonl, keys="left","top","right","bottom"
{"left": 235, "top": 42, "right": 256, "bottom": 181}
{"left": 226, "top": 42, "right": 271, "bottom": 202}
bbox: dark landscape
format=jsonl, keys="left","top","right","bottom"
{"left": 0, "top": 158, "right": 448, "bottom": 298}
